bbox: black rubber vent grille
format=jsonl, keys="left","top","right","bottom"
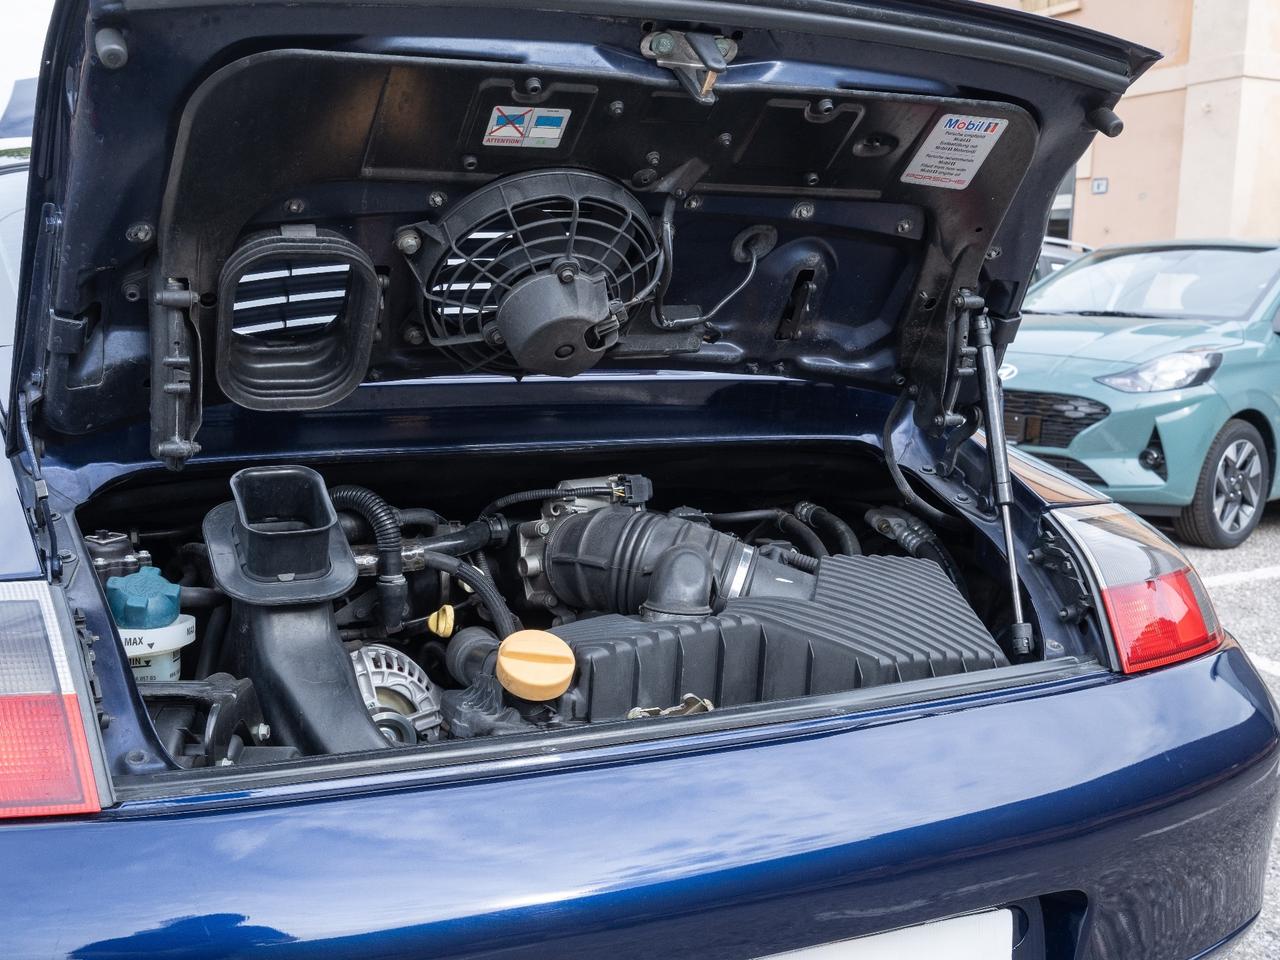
{"left": 230, "top": 260, "right": 351, "bottom": 337}
{"left": 421, "top": 172, "right": 660, "bottom": 373}
{"left": 1003, "top": 389, "right": 1111, "bottom": 448}
{"left": 1036, "top": 454, "right": 1108, "bottom": 488}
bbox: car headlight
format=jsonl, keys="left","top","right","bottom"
{"left": 1095, "top": 351, "right": 1222, "bottom": 393}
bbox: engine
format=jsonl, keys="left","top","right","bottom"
{"left": 93, "top": 467, "right": 1008, "bottom": 763}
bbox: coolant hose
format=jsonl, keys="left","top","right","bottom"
{"left": 415, "top": 518, "right": 507, "bottom": 557}
{"left": 414, "top": 550, "right": 519, "bottom": 639}
{"left": 707, "top": 509, "right": 829, "bottom": 558}
{"left": 397, "top": 507, "right": 444, "bottom": 530}
{"left": 195, "top": 604, "right": 229, "bottom": 679}
{"left": 329, "top": 485, "right": 407, "bottom": 632}
{"left": 777, "top": 513, "right": 829, "bottom": 558}
{"left": 882, "top": 391, "right": 965, "bottom": 532}
{"left": 179, "top": 586, "right": 226, "bottom": 609}
{"left": 794, "top": 501, "right": 861, "bottom": 555}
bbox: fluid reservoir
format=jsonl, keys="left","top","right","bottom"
{"left": 105, "top": 567, "right": 196, "bottom": 682}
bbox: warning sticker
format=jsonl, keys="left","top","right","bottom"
{"left": 900, "top": 114, "right": 1008, "bottom": 190}
{"left": 482, "top": 106, "right": 572, "bottom": 149}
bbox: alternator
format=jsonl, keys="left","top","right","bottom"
{"left": 350, "top": 644, "right": 444, "bottom": 744}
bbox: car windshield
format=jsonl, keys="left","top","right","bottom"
{"left": 1024, "top": 246, "right": 1280, "bottom": 320}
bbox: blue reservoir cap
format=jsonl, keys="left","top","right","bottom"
{"left": 106, "top": 566, "right": 181, "bottom": 629}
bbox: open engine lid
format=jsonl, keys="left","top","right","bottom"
{"left": 10, "top": 0, "right": 1157, "bottom": 468}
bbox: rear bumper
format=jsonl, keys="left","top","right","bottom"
{"left": 1, "top": 646, "right": 1276, "bottom": 960}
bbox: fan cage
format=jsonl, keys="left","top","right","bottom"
{"left": 423, "top": 191, "right": 661, "bottom": 373}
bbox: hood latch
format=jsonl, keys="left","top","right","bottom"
{"left": 641, "top": 30, "right": 738, "bottom": 104}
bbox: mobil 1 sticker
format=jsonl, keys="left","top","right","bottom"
{"left": 482, "top": 105, "right": 572, "bottom": 148}
{"left": 900, "top": 114, "right": 1008, "bottom": 190}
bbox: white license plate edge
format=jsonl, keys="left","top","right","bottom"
{"left": 753, "top": 908, "right": 1013, "bottom": 960}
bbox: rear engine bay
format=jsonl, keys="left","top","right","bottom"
{"left": 78, "top": 445, "right": 1044, "bottom": 769}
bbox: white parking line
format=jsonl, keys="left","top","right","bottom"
{"left": 1202, "top": 565, "right": 1280, "bottom": 589}
{"left": 1246, "top": 651, "right": 1280, "bottom": 678}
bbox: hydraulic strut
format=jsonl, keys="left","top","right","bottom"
{"left": 957, "top": 291, "right": 1034, "bottom": 656}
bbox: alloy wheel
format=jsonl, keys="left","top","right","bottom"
{"left": 1212, "top": 438, "right": 1263, "bottom": 535}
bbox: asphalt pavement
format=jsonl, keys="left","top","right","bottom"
{"left": 1171, "top": 506, "right": 1280, "bottom": 959}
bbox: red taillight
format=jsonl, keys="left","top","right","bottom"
{"left": 1101, "top": 569, "right": 1222, "bottom": 674}
{"left": 0, "top": 583, "right": 103, "bottom": 819}
{"left": 1056, "top": 505, "right": 1223, "bottom": 674}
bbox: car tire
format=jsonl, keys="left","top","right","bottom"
{"left": 1174, "top": 419, "right": 1270, "bottom": 549}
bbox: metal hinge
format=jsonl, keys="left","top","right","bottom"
{"left": 15, "top": 391, "right": 62, "bottom": 581}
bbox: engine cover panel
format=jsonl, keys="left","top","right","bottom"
{"left": 550, "top": 555, "right": 1008, "bottom": 722}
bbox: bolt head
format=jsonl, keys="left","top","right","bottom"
{"left": 125, "top": 222, "right": 154, "bottom": 244}
{"left": 557, "top": 266, "right": 576, "bottom": 284}
{"left": 609, "top": 100, "right": 625, "bottom": 117}
{"left": 716, "top": 37, "right": 732, "bottom": 56}
{"left": 395, "top": 230, "right": 422, "bottom": 255}
{"left": 717, "top": 132, "right": 733, "bottom": 148}
{"left": 252, "top": 723, "right": 271, "bottom": 742}
{"left": 285, "top": 198, "right": 306, "bottom": 214}
{"left": 403, "top": 326, "right": 425, "bottom": 346}
{"left": 428, "top": 190, "right": 447, "bottom": 208}
{"left": 896, "top": 219, "right": 913, "bottom": 235}
{"left": 805, "top": 172, "right": 819, "bottom": 187}
{"left": 792, "top": 201, "right": 815, "bottom": 220}
{"left": 645, "top": 151, "right": 661, "bottom": 167}
{"left": 683, "top": 196, "right": 702, "bottom": 210}
{"left": 652, "top": 33, "right": 676, "bottom": 55}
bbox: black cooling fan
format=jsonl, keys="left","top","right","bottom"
{"left": 403, "top": 169, "right": 662, "bottom": 376}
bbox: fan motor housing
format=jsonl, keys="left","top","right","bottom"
{"left": 401, "top": 169, "right": 660, "bottom": 377}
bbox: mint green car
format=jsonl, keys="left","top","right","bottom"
{"left": 1003, "top": 241, "right": 1280, "bottom": 548}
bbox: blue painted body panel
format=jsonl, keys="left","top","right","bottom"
{"left": 0, "top": 6, "right": 1270, "bottom": 960}
{"left": 0, "top": 646, "right": 1275, "bottom": 960}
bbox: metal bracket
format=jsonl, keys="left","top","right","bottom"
{"left": 1029, "top": 526, "right": 1094, "bottom": 625}
{"left": 641, "top": 30, "right": 737, "bottom": 104}
{"left": 148, "top": 271, "right": 203, "bottom": 470}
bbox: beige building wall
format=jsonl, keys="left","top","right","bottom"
{"left": 984, "top": 0, "right": 1280, "bottom": 246}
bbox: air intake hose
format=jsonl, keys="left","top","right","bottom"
{"left": 544, "top": 506, "right": 814, "bottom": 615}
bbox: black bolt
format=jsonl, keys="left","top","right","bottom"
{"left": 285, "top": 198, "right": 305, "bottom": 214}
{"left": 609, "top": 100, "right": 625, "bottom": 117}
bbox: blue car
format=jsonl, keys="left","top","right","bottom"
{"left": 1, "top": 2, "right": 1275, "bottom": 959}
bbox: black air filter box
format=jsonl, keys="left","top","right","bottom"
{"left": 550, "top": 555, "right": 1007, "bottom": 722}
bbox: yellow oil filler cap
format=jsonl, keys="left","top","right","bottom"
{"left": 495, "top": 629, "right": 576, "bottom": 701}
